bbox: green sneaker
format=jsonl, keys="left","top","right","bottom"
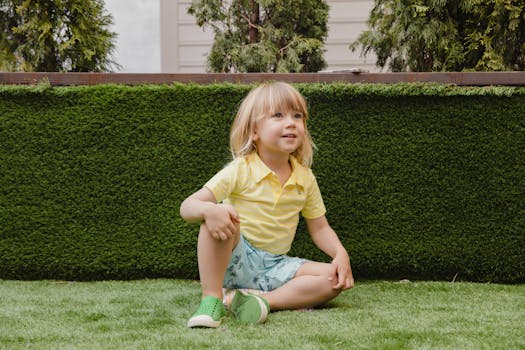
{"left": 187, "top": 296, "right": 226, "bottom": 328}
{"left": 230, "top": 290, "right": 270, "bottom": 324}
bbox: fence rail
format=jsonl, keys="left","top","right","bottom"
{"left": 1, "top": 72, "right": 524, "bottom": 86}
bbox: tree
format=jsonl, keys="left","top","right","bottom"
{"left": 0, "top": 0, "right": 118, "bottom": 72}
{"left": 188, "top": 0, "right": 329, "bottom": 72}
{"left": 350, "top": 0, "right": 525, "bottom": 71}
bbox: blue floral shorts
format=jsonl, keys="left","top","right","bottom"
{"left": 223, "top": 235, "right": 308, "bottom": 291}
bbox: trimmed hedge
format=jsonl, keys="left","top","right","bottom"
{"left": 0, "top": 83, "right": 523, "bottom": 282}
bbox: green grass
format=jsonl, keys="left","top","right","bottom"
{"left": 0, "top": 279, "right": 523, "bottom": 349}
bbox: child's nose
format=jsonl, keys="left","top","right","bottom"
{"left": 285, "top": 114, "right": 297, "bottom": 126}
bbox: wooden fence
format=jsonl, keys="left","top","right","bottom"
{"left": 1, "top": 72, "right": 524, "bottom": 86}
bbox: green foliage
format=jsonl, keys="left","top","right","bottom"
{"left": 0, "top": 0, "right": 118, "bottom": 72}
{"left": 0, "top": 83, "right": 524, "bottom": 282}
{"left": 351, "top": 0, "right": 525, "bottom": 71}
{"left": 187, "top": 0, "right": 329, "bottom": 72}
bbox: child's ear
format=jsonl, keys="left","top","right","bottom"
{"left": 252, "top": 130, "right": 259, "bottom": 141}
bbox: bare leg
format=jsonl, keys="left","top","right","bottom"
{"left": 197, "top": 223, "right": 240, "bottom": 300}
{"left": 263, "top": 262, "right": 342, "bottom": 311}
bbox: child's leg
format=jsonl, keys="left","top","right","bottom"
{"left": 263, "top": 262, "right": 342, "bottom": 311}
{"left": 187, "top": 223, "right": 241, "bottom": 328}
{"left": 197, "top": 222, "right": 240, "bottom": 300}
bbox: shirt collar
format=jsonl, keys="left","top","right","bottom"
{"left": 247, "top": 152, "right": 307, "bottom": 187}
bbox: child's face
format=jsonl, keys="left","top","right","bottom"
{"left": 253, "top": 108, "right": 305, "bottom": 157}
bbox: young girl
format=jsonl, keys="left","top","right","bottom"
{"left": 180, "top": 82, "right": 353, "bottom": 328}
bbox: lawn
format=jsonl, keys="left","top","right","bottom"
{"left": 0, "top": 279, "right": 523, "bottom": 349}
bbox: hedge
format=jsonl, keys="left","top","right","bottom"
{"left": 0, "top": 82, "right": 523, "bottom": 283}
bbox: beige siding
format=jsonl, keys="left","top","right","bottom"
{"left": 325, "top": 0, "right": 377, "bottom": 71}
{"left": 160, "top": 0, "right": 377, "bottom": 73}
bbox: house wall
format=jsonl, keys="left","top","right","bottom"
{"left": 105, "top": 0, "right": 161, "bottom": 72}
{"left": 160, "top": 0, "right": 378, "bottom": 73}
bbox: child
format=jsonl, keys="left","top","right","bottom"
{"left": 180, "top": 82, "right": 354, "bottom": 328}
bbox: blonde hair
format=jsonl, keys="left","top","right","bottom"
{"left": 230, "top": 82, "right": 315, "bottom": 167}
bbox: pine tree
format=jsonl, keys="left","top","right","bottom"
{"left": 188, "top": 0, "right": 329, "bottom": 72}
{"left": 350, "top": 0, "right": 525, "bottom": 71}
{"left": 0, "top": 0, "right": 118, "bottom": 72}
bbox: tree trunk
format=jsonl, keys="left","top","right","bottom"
{"left": 249, "top": 0, "right": 259, "bottom": 43}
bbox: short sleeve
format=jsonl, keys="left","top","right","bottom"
{"left": 301, "top": 170, "right": 326, "bottom": 219}
{"left": 204, "top": 160, "right": 239, "bottom": 203}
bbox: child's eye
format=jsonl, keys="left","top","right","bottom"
{"left": 294, "top": 113, "right": 303, "bottom": 119}
{"left": 272, "top": 112, "right": 283, "bottom": 118}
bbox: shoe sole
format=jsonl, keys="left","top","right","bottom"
{"left": 252, "top": 294, "right": 269, "bottom": 323}
{"left": 187, "top": 314, "right": 222, "bottom": 328}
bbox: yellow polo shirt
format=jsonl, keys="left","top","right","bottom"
{"left": 204, "top": 152, "right": 326, "bottom": 255}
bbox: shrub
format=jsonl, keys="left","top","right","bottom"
{"left": 0, "top": 83, "right": 523, "bottom": 282}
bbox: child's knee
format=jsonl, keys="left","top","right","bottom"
{"left": 321, "top": 277, "right": 343, "bottom": 299}
{"left": 199, "top": 223, "right": 239, "bottom": 247}
{"left": 309, "top": 270, "right": 342, "bottom": 302}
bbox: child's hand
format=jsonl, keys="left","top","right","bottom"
{"left": 329, "top": 249, "right": 354, "bottom": 290}
{"left": 203, "top": 203, "right": 240, "bottom": 241}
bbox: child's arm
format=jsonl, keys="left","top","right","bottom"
{"left": 306, "top": 215, "right": 354, "bottom": 290}
{"left": 180, "top": 187, "right": 240, "bottom": 241}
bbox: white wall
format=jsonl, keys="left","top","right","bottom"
{"left": 324, "top": 0, "right": 377, "bottom": 71}
{"left": 104, "top": 0, "right": 377, "bottom": 73}
{"left": 104, "top": 0, "right": 161, "bottom": 72}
